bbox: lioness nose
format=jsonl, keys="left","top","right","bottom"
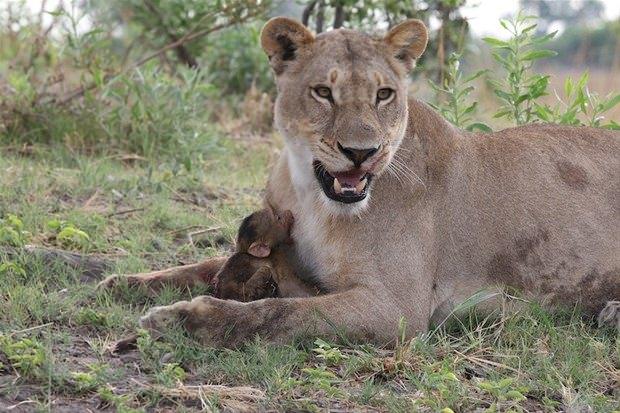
{"left": 337, "top": 143, "right": 379, "bottom": 167}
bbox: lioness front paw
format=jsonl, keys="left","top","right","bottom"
{"left": 97, "top": 274, "right": 127, "bottom": 290}
{"left": 139, "top": 301, "right": 190, "bottom": 336}
{"left": 139, "top": 296, "right": 247, "bottom": 347}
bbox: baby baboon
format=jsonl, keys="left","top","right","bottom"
{"left": 214, "top": 206, "right": 317, "bottom": 302}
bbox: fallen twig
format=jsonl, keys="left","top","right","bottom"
{"left": 9, "top": 322, "right": 53, "bottom": 337}
{"left": 454, "top": 350, "right": 521, "bottom": 375}
{"left": 106, "top": 207, "right": 145, "bottom": 218}
{"left": 188, "top": 227, "right": 222, "bottom": 246}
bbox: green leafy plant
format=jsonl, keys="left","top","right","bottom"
{"left": 535, "top": 72, "right": 620, "bottom": 129}
{"left": 478, "top": 377, "right": 528, "bottom": 412}
{"left": 0, "top": 214, "right": 30, "bottom": 247}
{"left": 483, "top": 12, "right": 619, "bottom": 129}
{"left": 204, "top": 23, "right": 273, "bottom": 95}
{"left": 70, "top": 362, "right": 111, "bottom": 393}
{"left": 46, "top": 219, "right": 90, "bottom": 250}
{"left": 484, "top": 12, "right": 557, "bottom": 125}
{"left": 412, "top": 362, "right": 464, "bottom": 411}
{"left": 429, "top": 53, "right": 491, "bottom": 132}
{"left": 0, "top": 335, "right": 47, "bottom": 378}
{"left": 156, "top": 362, "right": 187, "bottom": 386}
{"left": 75, "top": 308, "right": 109, "bottom": 329}
{"left": 301, "top": 366, "right": 343, "bottom": 397}
{"left": 0, "top": 261, "right": 27, "bottom": 279}
{"left": 97, "top": 385, "right": 142, "bottom": 413}
{"left": 312, "top": 338, "right": 348, "bottom": 366}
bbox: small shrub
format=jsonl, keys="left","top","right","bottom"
{"left": 47, "top": 219, "right": 91, "bottom": 250}
{"left": 75, "top": 308, "right": 109, "bottom": 329}
{"left": 0, "top": 214, "right": 30, "bottom": 247}
{"left": 70, "top": 362, "right": 110, "bottom": 393}
{"left": 301, "top": 366, "right": 343, "bottom": 397}
{"left": 97, "top": 385, "right": 142, "bottom": 413}
{"left": 429, "top": 53, "right": 491, "bottom": 132}
{"left": 155, "top": 362, "right": 187, "bottom": 386}
{"left": 535, "top": 72, "right": 620, "bottom": 129}
{"left": 0, "top": 334, "right": 46, "bottom": 379}
{"left": 0, "top": 261, "right": 27, "bottom": 279}
{"left": 203, "top": 23, "right": 274, "bottom": 95}
{"left": 312, "top": 338, "right": 348, "bottom": 366}
{"left": 484, "top": 13, "right": 620, "bottom": 129}
{"left": 483, "top": 12, "right": 558, "bottom": 125}
{"left": 478, "top": 377, "right": 529, "bottom": 411}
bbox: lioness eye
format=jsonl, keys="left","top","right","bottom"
{"left": 377, "top": 88, "right": 394, "bottom": 102}
{"left": 314, "top": 86, "right": 332, "bottom": 99}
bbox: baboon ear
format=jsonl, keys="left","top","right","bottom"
{"left": 261, "top": 17, "right": 314, "bottom": 74}
{"left": 384, "top": 19, "right": 428, "bottom": 70}
{"left": 248, "top": 241, "right": 271, "bottom": 258}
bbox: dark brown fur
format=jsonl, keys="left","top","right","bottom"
{"left": 215, "top": 207, "right": 317, "bottom": 301}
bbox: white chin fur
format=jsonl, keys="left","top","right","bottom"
{"left": 318, "top": 191, "right": 370, "bottom": 217}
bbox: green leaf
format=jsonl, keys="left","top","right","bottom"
{"left": 462, "top": 102, "right": 477, "bottom": 115}
{"left": 576, "top": 71, "right": 589, "bottom": 89}
{"left": 564, "top": 77, "right": 573, "bottom": 98}
{"left": 494, "top": 109, "right": 512, "bottom": 119}
{"left": 506, "top": 390, "right": 527, "bottom": 401}
{"left": 602, "top": 94, "right": 620, "bottom": 112}
{"left": 463, "top": 70, "right": 488, "bottom": 84}
{"left": 604, "top": 120, "right": 620, "bottom": 130}
{"left": 494, "top": 90, "right": 513, "bottom": 102}
{"left": 483, "top": 37, "right": 510, "bottom": 47}
{"left": 534, "top": 104, "right": 552, "bottom": 122}
{"left": 521, "top": 50, "right": 557, "bottom": 61}
{"left": 467, "top": 122, "right": 493, "bottom": 132}
{"left": 498, "top": 378, "right": 514, "bottom": 388}
{"left": 532, "top": 31, "right": 557, "bottom": 44}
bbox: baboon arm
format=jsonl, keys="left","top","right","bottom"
{"left": 97, "top": 256, "right": 228, "bottom": 291}
{"left": 140, "top": 286, "right": 429, "bottom": 347}
{"left": 243, "top": 267, "right": 278, "bottom": 300}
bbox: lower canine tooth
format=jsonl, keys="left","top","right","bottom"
{"left": 355, "top": 178, "right": 368, "bottom": 193}
{"left": 333, "top": 177, "right": 342, "bottom": 193}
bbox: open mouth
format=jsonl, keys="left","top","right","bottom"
{"left": 313, "top": 160, "right": 373, "bottom": 204}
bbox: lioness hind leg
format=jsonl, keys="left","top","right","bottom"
{"left": 97, "top": 257, "right": 227, "bottom": 293}
{"left": 598, "top": 301, "right": 620, "bottom": 330}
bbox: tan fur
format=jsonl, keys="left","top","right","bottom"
{"left": 106, "top": 19, "right": 620, "bottom": 347}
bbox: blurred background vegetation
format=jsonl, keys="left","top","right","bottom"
{"left": 0, "top": 0, "right": 618, "bottom": 165}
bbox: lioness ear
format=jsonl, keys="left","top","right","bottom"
{"left": 248, "top": 241, "right": 271, "bottom": 258}
{"left": 260, "top": 17, "right": 314, "bottom": 74}
{"left": 384, "top": 19, "right": 428, "bottom": 71}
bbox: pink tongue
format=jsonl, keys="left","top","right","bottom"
{"left": 333, "top": 169, "right": 365, "bottom": 187}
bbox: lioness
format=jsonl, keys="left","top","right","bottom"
{"left": 102, "top": 18, "right": 619, "bottom": 347}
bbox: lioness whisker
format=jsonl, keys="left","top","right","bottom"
{"left": 389, "top": 159, "right": 418, "bottom": 189}
{"left": 392, "top": 155, "right": 426, "bottom": 190}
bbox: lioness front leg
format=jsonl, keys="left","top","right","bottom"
{"left": 98, "top": 257, "right": 227, "bottom": 292}
{"left": 139, "top": 288, "right": 429, "bottom": 347}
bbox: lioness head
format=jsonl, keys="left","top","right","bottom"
{"left": 261, "top": 17, "right": 427, "bottom": 214}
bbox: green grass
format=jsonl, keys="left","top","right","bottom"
{"left": 0, "top": 137, "right": 618, "bottom": 412}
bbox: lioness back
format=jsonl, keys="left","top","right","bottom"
{"left": 416, "top": 104, "right": 620, "bottom": 314}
